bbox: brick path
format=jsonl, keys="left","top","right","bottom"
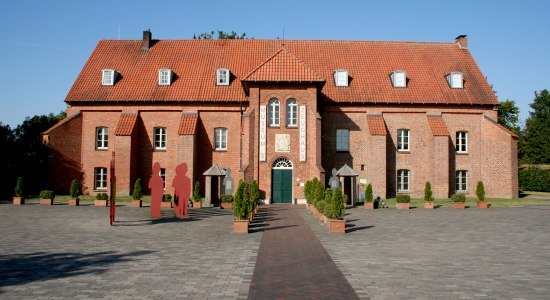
{"left": 248, "top": 206, "right": 358, "bottom": 299}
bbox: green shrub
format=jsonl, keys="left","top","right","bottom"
{"left": 221, "top": 194, "right": 234, "bottom": 203}
{"left": 424, "top": 182, "right": 433, "bottom": 202}
{"left": 14, "top": 177, "right": 24, "bottom": 197}
{"left": 326, "top": 187, "right": 346, "bottom": 219}
{"left": 233, "top": 180, "right": 250, "bottom": 220}
{"left": 316, "top": 200, "right": 326, "bottom": 215}
{"left": 162, "top": 194, "right": 172, "bottom": 202}
{"left": 192, "top": 181, "right": 201, "bottom": 200}
{"left": 250, "top": 180, "right": 260, "bottom": 205}
{"left": 132, "top": 178, "right": 143, "bottom": 200}
{"left": 70, "top": 179, "right": 81, "bottom": 199}
{"left": 476, "top": 181, "right": 485, "bottom": 201}
{"left": 396, "top": 194, "right": 411, "bottom": 203}
{"left": 40, "top": 190, "right": 55, "bottom": 200}
{"left": 365, "top": 184, "right": 373, "bottom": 202}
{"left": 324, "top": 188, "right": 333, "bottom": 204}
{"left": 451, "top": 193, "right": 466, "bottom": 202}
{"left": 96, "top": 193, "right": 108, "bottom": 200}
{"left": 305, "top": 177, "right": 325, "bottom": 204}
{"left": 519, "top": 167, "right": 550, "bottom": 192}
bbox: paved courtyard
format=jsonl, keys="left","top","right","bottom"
{"left": 1, "top": 201, "right": 549, "bottom": 299}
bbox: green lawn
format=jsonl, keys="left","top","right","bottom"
{"left": 17, "top": 195, "right": 153, "bottom": 203}
{"left": 366, "top": 196, "right": 550, "bottom": 208}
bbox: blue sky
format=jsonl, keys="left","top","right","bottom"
{"left": 1, "top": 0, "right": 548, "bottom": 127}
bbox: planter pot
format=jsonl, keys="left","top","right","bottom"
{"left": 40, "top": 199, "right": 54, "bottom": 205}
{"left": 322, "top": 215, "right": 328, "bottom": 224}
{"left": 160, "top": 202, "right": 173, "bottom": 209}
{"left": 424, "top": 202, "right": 434, "bottom": 209}
{"left": 13, "top": 197, "right": 24, "bottom": 205}
{"left": 328, "top": 219, "right": 346, "bottom": 234}
{"left": 192, "top": 201, "right": 202, "bottom": 209}
{"left": 477, "top": 201, "right": 489, "bottom": 209}
{"left": 452, "top": 202, "right": 466, "bottom": 209}
{"left": 396, "top": 203, "right": 410, "bottom": 210}
{"left": 364, "top": 202, "right": 374, "bottom": 209}
{"left": 221, "top": 202, "right": 233, "bottom": 209}
{"left": 95, "top": 200, "right": 108, "bottom": 207}
{"left": 233, "top": 219, "right": 249, "bottom": 234}
{"left": 68, "top": 198, "right": 79, "bottom": 206}
{"left": 131, "top": 199, "right": 143, "bottom": 207}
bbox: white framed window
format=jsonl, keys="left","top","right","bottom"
{"left": 397, "top": 169, "right": 410, "bottom": 192}
{"left": 268, "top": 98, "right": 280, "bottom": 126}
{"left": 159, "top": 168, "right": 166, "bottom": 190}
{"left": 94, "top": 167, "right": 107, "bottom": 190}
{"left": 286, "top": 98, "right": 298, "bottom": 127}
{"left": 214, "top": 127, "right": 227, "bottom": 150}
{"left": 217, "top": 68, "right": 230, "bottom": 85}
{"left": 154, "top": 127, "right": 167, "bottom": 150}
{"left": 96, "top": 127, "right": 109, "bottom": 150}
{"left": 158, "top": 69, "right": 172, "bottom": 86}
{"left": 392, "top": 70, "right": 407, "bottom": 88}
{"left": 102, "top": 69, "right": 115, "bottom": 86}
{"left": 456, "top": 131, "right": 468, "bottom": 153}
{"left": 447, "top": 72, "right": 463, "bottom": 89}
{"left": 456, "top": 170, "right": 468, "bottom": 193}
{"left": 334, "top": 70, "right": 349, "bottom": 86}
{"left": 397, "top": 129, "right": 410, "bottom": 151}
{"left": 336, "top": 129, "right": 350, "bottom": 151}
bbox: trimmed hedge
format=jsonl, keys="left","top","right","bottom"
{"left": 96, "top": 193, "right": 108, "bottom": 200}
{"left": 40, "top": 190, "right": 55, "bottom": 200}
{"left": 70, "top": 179, "right": 81, "bottom": 199}
{"left": 476, "top": 181, "right": 485, "bottom": 201}
{"left": 233, "top": 180, "right": 250, "bottom": 220}
{"left": 221, "top": 194, "right": 234, "bottom": 203}
{"left": 451, "top": 193, "right": 466, "bottom": 202}
{"left": 396, "top": 194, "right": 411, "bottom": 203}
{"left": 365, "top": 184, "right": 373, "bottom": 202}
{"left": 14, "top": 177, "right": 24, "bottom": 197}
{"left": 162, "top": 194, "right": 172, "bottom": 202}
{"left": 132, "top": 178, "right": 143, "bottom": 200}
{"left": 424, "top": 182, "right": 433, "bottom": 202}
{"left": 519, "top": 167, "right": 550, "bottom": 192}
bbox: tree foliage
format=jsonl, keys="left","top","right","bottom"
{"left": 424, "top": 182, "right": 433, "bottom": 202}
{"left": 476, "top": 181, "right": 485, "bottom": 201}
{"left": 365, "top": 184, "right": 373, "bottom": 202}
{"left": 233, "top": 180, "right": 250, "bottom": 220}
{"left": 70, "top": 179, "right": 81, "bottom": 199}
{"left": 132, "top": 178, "right": 143, "bottom": 200}
{"left": 192, "top": 181, "right": 201, "bottom": 200}
{"left": 497, "top": 100, "right": 520, "bottom": 133}
{"left": 520, "top": 89, "right": 550, "bottom": 163}
{"left": 193, "top": 30, "right": 247, "bottom": 40}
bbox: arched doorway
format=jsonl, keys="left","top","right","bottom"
{"left": 271, "top": 157, "right": 293, "bottom": 204}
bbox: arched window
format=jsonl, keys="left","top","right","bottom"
{"left": 268, "top": 98, "right": 280, "bottom": 126}
{"left": 272, "top": 157, "right": 293, "bottom": 169}
{"left": 286, "top": 98, "right": 298, "bottom": 127}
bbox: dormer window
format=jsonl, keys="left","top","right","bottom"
{"left": 334, "top": 70, "right": 349, "bottom": 87}
{"left": 217, "top": 68, "right": 230, "bottom": 85}
{"left": 102, "top": 69, "right": 115, "bottom": 86}
{"left": 158, "top": 69, "right": 172, "bottom": 86}
{"left": 391, "top": 70, "right": 407, "bottom": 88}
{"left": 447, "top": 72, "right": 463, "bottom": 89}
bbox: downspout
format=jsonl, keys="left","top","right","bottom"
{"left": 239, "top": 100, "right": 243, "bottom": 175}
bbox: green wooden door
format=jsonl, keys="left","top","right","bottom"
{"left": 272, "top": 169, "right": 292, "bottom": 203}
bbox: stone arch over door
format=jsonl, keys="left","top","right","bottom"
{"left": 271, "top": 157, "right": 293, "bottom": 204}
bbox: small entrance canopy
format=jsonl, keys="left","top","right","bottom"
{"left": 203, "top": 164, "right": 226, "bottom": 207}
{"left": 336, "top": 164, "right": 358, "bottom": 206}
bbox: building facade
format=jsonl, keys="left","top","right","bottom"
{"left": 44, "top": 31, "right": 518, "bottom": 204}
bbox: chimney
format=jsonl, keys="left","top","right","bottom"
{"left": 141, "top": 30, "right": 152, "bottom": 51}
{"left": 455, "top": 35, "right": 468, "bottom": 49}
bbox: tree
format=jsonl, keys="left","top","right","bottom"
{"left": 193, "top": 30, "right": 248, "bottom": 40}
{"left": 0, "top": 123, "right": 16, "bottom": 198}
{"left": 497, "top": 100, "right": 520, "bottom": 133}
{"left": 233, "top": 180, "right": 250, "bottom": 220}
{"left": 192, "top": 181, "right": 201, "bottom": 201}
{"left": 476, "top": 181, "right": 485, "bottom": 202}
{"left": 70, "top": 179, "right": 81, "bottom": 199}
{"left": 132, "top": 178, "right": 143, "bottom": 200}
{"left": 249, "top": 180, "right": 260, "bottom": 205}
{"left": 521, "top": 89, "right": 550, "bottom": 163}
{"left": 365, "top": 184, "right": 373, "bottom": 202}
{"left": 424, "top": 182, "right": 433, "bottom": 202}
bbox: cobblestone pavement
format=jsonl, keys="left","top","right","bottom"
{"left": 304, "top": 206, "right": 550, "bottom": 300}
{"left": 0, "top": 203, "right": 261, "bottom": 299}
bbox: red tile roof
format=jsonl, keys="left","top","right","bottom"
{"left": 243, "top": 48, "right": 324, "bottom": 82}
{"left": 427, "top": 115, "right": 449, "bottom": 136}
{"left": 367, "top": 115, "right": 387, "bottom": 135}
{"left": 178, "top": 113, "right": 198, "bottom": 135}
{"left": 43, "top": 111, "right": 81, "bottom": 135}
{"left": 114, "top": 113, "right": 137, "bottom": 136}
{"left": 484, "top": 115, "right": 518, "bottom": 139}
{"left": 66, "top": 39, "right": 498, "bottom": 105}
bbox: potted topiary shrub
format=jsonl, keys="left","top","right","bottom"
{"left": 68, "top": 179, "right": 81, "bottom": 206}
{"left": 39, "top": 190, "right": 55, "bottom": 205}
{"left": 161, "top": 194, "right": 173, "bottom": 209}
{"left": 95, "top": 192, "right": 109, "bottom": 206}
{"left": 233, "top": 180, "right": 250, "bottom": 233}
{"left": 13, "top": 177, "right": 25, "bottom": 205}
{"left": 364, "top": 184, "right": 374, "bottom": 209}
{"left": 192, "top": 181, "right": 202, "bottom": 208}
{"left": 476, "top": 181, "right": 488, "bottom": 208}
{"left": 451, "top": 193, "right": 466, "bottom": 209}
{"left": 131, "top": 178, "right": 143, "bottom": 207}
{"left": 424, "top": 182, "right": 434, "bottom": 209}
{"left": 220, "top": 194, "right": 234, "bottom": 209}
{"left": 396, "top": 194, "right": 411, "bottom": 209}
{"left": 250, "top": 180, "right": 260, "bottom": 214}
{"left": 326, "top": 187, "right": 346, "bottom": 233}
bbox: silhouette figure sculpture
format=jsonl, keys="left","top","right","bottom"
{"left": 172, "top": 163, "right": 191, "bottom": 218}
{"left": 149, "top": 162, "right": 164, "bottom": 218}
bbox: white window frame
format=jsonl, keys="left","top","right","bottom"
{"left": 214, "top": 127, "right": 227, "bottom": 151}
{"left": 286, "top": 98, "right": 298, "bottom": 127}
{"left": 96, "top": 127, "right": 109, "bottom": 150}
{"left": 94, "top": 167, "right": 107, "bottom": 191}
{"left": 154, "top": 127, "right": 167, "bottom": 150}
{"left": 456, "top": 131, "right": 468, "bottom": 153}
{"left": 397, "top": 129, "right": 410, "bottom": 151}
{"left": 336, "top": 129, "right": 350, "bottom": 152}
{"left": 268, "top": 98, "right": 280, "bottom": 126}
{"left": 397, "top": 169, "right": 410, "bottom": 192}
{"left": 392, "top": 70, "right": 407, "bottom": 88}
{"left": 448, "top": 72, "right": 463, "bottom": 89}
{"left": 456, "top": 170, "right": 468, "bottom": 193}
{"left": 158, "top": 69, "right": 172, "bottom": 86}
{"left": 160, "top": 168, "right": 166, "bottom": 190}
{"left": 102, "top": 69, "right": 115, "bottom": 86}
{"left": 217, "top": 68, "right": 230, "bottom": 85}
{"left": 334, "top": 69, "right": 349, "bottom": 86}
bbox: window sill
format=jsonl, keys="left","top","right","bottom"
{"left": 214, "top": 149, "right": 228, "bottom": 152}
{"left": 336, "top": 150, "right": 350, "bottom": 153}
{"left": 397, "top": 150, "right": 411, "bottom": 154}
{"left": 456, "top": 152, "right": 468, "bottom": 155}
{"left": 286, "top": 126, "right": 298, "bottom": 129}
{"left": 397, "top": 191, "right": 410, "bottom": 194}
{"left": 94, "top": 189, "right": 108, "bottom": 192}
{"left": 269, "top": 125, "right": 281, "bottom": 128}
{"left": 154, "top": 148, "right": 167, "bottom": 152}
{"left": 96, "top": 148, "right": 109, "bottom": 151}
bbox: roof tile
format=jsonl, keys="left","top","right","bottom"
{"left": 243, "top": 48, "right": 324, "bottom": 82}
{"left": 178, "top": 113, "right": 198, "bottom": 135}
{"left": 367, "top": 115, "right": 387, "bottom": 136}
{"left": 427, "top": 115, "right": 449, "bottom": 136}
{"left": 114, "top": 113, "right": 138, "bottom": 136}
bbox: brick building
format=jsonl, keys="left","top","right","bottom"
{"left": 43, "top": 31, "right": 518, "bottom": 205}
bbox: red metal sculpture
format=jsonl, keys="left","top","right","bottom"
{"left": 109, "top": 152, "right": 116, "bottom": 225}
{"left": 149, "top": 162, "right": 163, "bottom": 218}
{"left": 172, "top": 163, "right": 191, "bottom": 218}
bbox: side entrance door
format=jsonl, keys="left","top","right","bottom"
{"left": 272, "top": 169, "right": 292, "bottom": 204}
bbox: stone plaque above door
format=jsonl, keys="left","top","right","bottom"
{"left": 275, "top": 134, "right": 290, "bottom": 152}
